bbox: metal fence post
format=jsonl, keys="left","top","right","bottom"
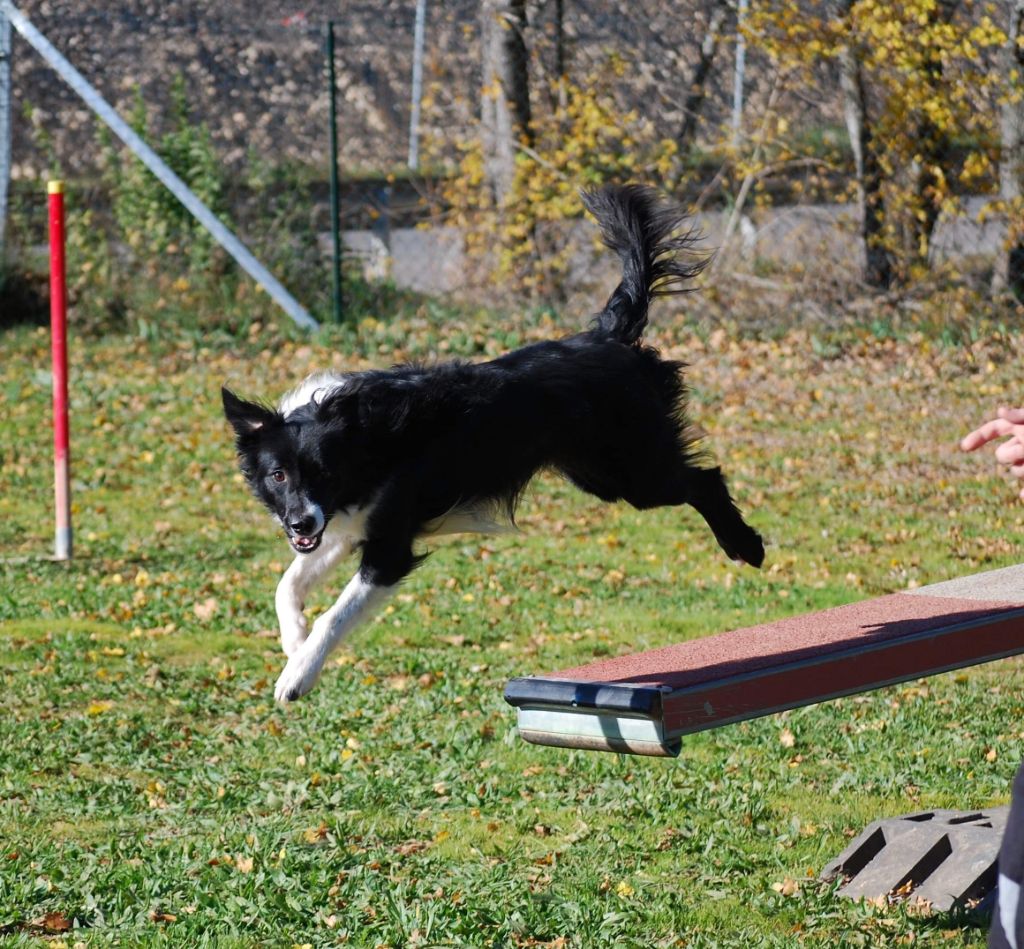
{"left": 326, "top": 19, "right": 342, "bottom": 324}
{"left": 0, "top": 9, "right": 11, "bottom": 258}
{"left": 408, "top": 0, "right": 427, "bottom": 170}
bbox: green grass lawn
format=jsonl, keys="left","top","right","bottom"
{"left": 1, "top": 309, "right": 1022, "bottom": 947}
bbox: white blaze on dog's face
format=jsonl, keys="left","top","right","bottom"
{"left": 249, "top": 433, "right": 332, "bottom": 554}
{"left": 268, "top": 481, "right": 326, "bottom": 553}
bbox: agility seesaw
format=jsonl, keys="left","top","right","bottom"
{"left": 504, "top": 563, "right": 1024, "bottom": 758}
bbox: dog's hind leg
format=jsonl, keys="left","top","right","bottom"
{"left": 275, "top": 528, "right": 354, "bottom": 658}
{"left": 623, "top": 465, "right": 765, "bottom": 568}
{"left": 683, "top": 467, "right": 765, "bottom": 567}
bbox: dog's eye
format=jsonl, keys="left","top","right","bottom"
{"left": 270, "top": 469, "right": 287, "bottom": 483}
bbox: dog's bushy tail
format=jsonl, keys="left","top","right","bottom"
{"left": 582, "top": 184, "right": 707, "bottom": 346}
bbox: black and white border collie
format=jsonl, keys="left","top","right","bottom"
{"left": 223, "top": 185, "right": 764, "bottom": 703}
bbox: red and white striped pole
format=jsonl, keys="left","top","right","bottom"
{"left": 48, "top": 179, "right": 72, "bottom": 561}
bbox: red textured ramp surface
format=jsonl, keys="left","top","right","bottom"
{"left": 552, "top": 592, "right": 1021, "bottom": 691}
{"left": 505, "top": 565, "right": 1024, "bottom": 753}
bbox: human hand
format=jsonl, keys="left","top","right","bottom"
{"left": 961, "top": 407, "right": 1024, "bottom": 499}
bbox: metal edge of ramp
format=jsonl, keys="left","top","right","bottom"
{"left": 503, "top": 679, "right": 680, "bottom": 757}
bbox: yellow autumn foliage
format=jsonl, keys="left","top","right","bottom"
{"left": 442, "top": 60, "right": 679, "bottom": 299}
{"left": 746, "top": 0, "right": 1006, "bottom": 282}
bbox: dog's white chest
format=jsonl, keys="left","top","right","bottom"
{"left": 419, "top": 505, "right": 515, "bottom": 537}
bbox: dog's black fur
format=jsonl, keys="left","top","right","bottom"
{"left": 224, "top": 185, "right": 764, "bottom": 592}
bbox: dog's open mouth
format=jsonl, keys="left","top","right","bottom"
{"left": 289, "top": 530, "right": 324, "bottom": 554}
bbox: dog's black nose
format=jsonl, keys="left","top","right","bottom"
{"left": 288, "top": 515, "right": 317, "bottom": 535}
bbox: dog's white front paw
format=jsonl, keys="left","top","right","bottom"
{"left": 279, "top": 611, "right": 308, "bottom": 658}
{"left": 274, "top": 649, "right": 324, "bottom": 703}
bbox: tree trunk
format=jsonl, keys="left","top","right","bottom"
{"left": 905, "top": 0, "right": 959, "bottom": 274}
{"left": 994, "top": 0, "right": 1024, "bottom": 300}
{"left": 834, "top": 0, "right": 893, "bottom": 288}
{"left": 678, "top": 0, "right": 733, "bottom": 156}
{"left": 480, "top": 0, "right": 532, "bottom": 208}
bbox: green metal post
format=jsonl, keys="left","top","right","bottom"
{"left": 326, "top": 20, "right": 342, "bottom": 323}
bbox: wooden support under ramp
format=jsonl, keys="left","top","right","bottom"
{"left": 504, "top": 564, "right": 1024, "bottom": 758}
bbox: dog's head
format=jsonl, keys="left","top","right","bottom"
{"left": 222, "top": 386, "right": 340, "bottom": 554}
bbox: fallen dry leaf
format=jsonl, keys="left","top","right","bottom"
{"left": 193, "top": 597, "right": 218, "bottom": 621}
{"left": 772, "top": 878, "right": 801, "bottom": 896}
{"left": 302, "top": 824, "right": 328, "bottom": 844}
{"left": 36, "top": 912, "right": 71, "bottom": 932}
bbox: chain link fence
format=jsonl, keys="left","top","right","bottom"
{"left": 1, "top": 0, "right": 1017, "bottom": 326}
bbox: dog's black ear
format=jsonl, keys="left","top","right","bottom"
{"left": 222, "top": 386, "right": 279, "bottom": 436}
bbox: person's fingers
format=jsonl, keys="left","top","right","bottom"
{"left": 997, "top": 406, "right": 1024, "bottom": 423}
{"left": 961, "top": 417, "right": 1015, "bottom": 451}
{"left": 995, "top": 439, "right": 1024, "bottom": 466}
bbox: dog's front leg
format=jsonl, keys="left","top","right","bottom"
{"left": 273, "top": 537, "right": 416, "bottom": 703}
{"left": 273, "top": 571, "right": 396, "bottom": 703}
{"left": 275, "top": 531, "right": 353, "bottom": 657}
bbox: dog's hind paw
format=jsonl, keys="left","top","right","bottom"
{"left": 716, "top": 523, "right": 765, "bottom": 568}
{"left": 274, "top": 650, "right": 324, "bottom": 703}
{"left": 733, "top": 531, "right": 765, "bottom": 569}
